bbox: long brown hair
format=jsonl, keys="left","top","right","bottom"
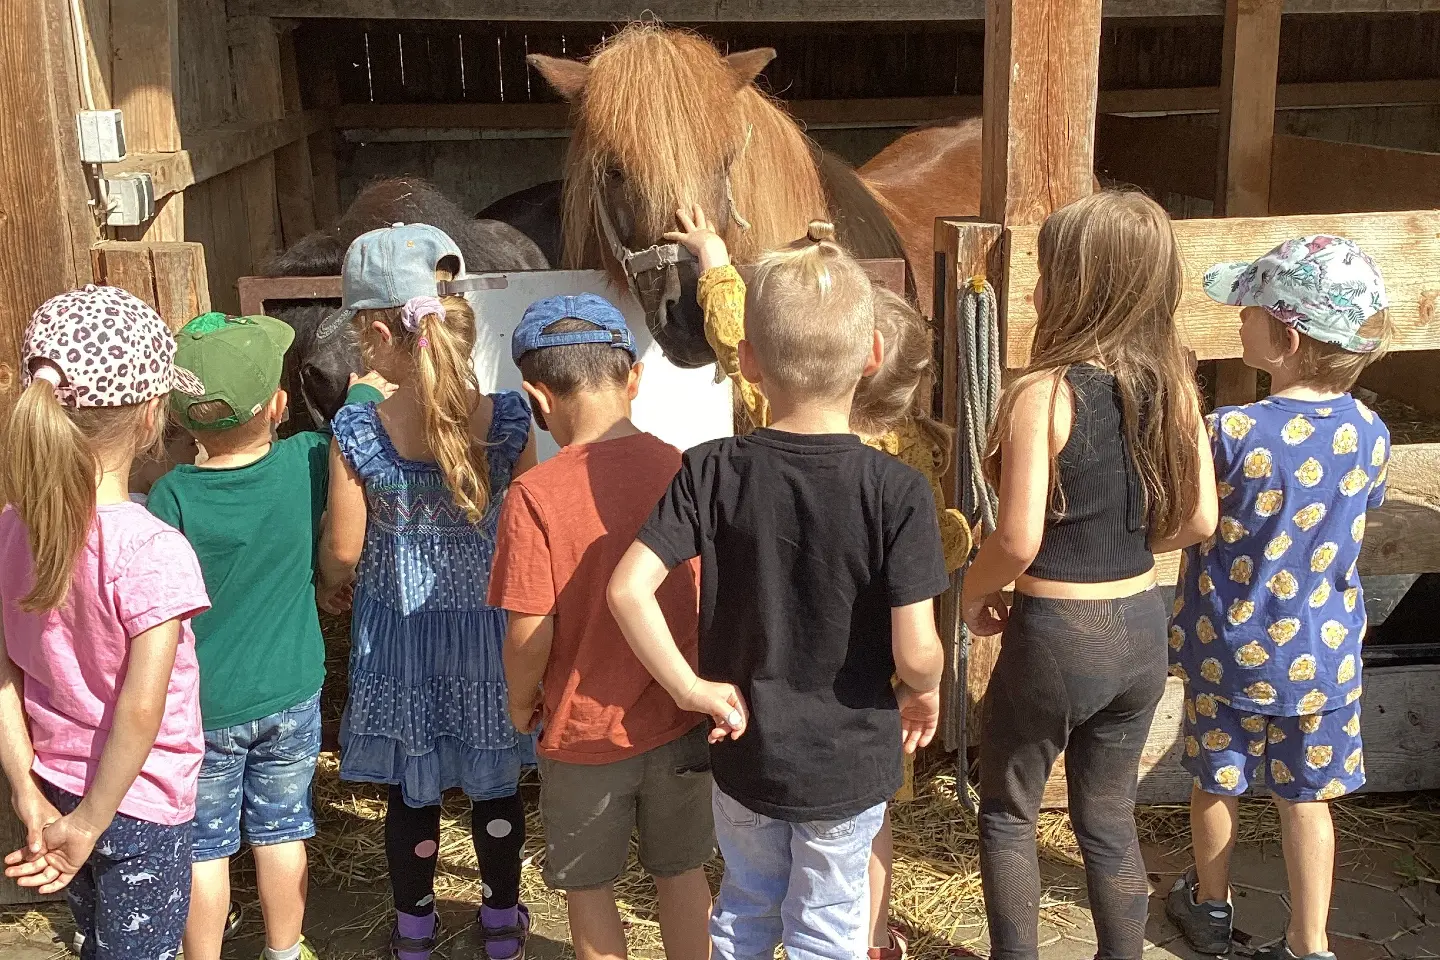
{"left": 983, "top": 190, "right": 1201, "bottom": 542}
{"left": 851, "top": 286, "right": 953, "bottom": 466}
{"left": 355, "top": 296, "right": 491, "bottom": 522}
{"left": 1, "top": 379, "right": 157, "bottom": 611}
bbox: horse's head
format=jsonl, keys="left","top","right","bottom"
{"left": 531, "top": 25, "right": 823, "bottom": 368}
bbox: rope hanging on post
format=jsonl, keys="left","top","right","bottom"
{"left": 957, "top": 276, "right": 1001, "bottom": 535}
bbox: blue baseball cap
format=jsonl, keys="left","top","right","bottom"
{"left": 512, "top": 293, "right": 636, "bottom": 365}
{"left": 341, "top": 222, "right": 465, "bottom": 314}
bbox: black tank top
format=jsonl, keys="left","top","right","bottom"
{"left": 1025, "top": 364, "right": 1153, "bottom": 582}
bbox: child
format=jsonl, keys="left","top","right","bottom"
{"left": 608, "top": 227, "right": 949, "bottom": 960}
{"left": 959, "top": 190, "right": 1218, "bottom": 960}
{"left": 0, "top": 285, "right": 211, "bottom": 959}
{"left": 317, "top": 223, "right": 537, "bottom": 960}
{"left": 1166, "top": 236, "right": 1392, "bottom": 960}
{"left": 146, "top": 312, "right": 387, "bottom": 960}
{"left": 488, "top": 293, "right": 714, "bottom": 960}
{"left": 667, "top": 205, "right": 970, "bottom": 960}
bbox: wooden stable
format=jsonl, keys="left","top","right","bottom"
{"left": 933, "top": 0, "right": 1440, "bottom": 806}
{"left": 3, "top": 0, "right": 1440, "bottom": 903}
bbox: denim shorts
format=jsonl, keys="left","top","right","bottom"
{"left": 193, "top": 692, "right": 322, "bottom": 861}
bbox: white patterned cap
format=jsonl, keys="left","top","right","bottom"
{"left": 1203, "top": 236, "right": 1388, "bottom": 354}
{"left": 23, "top": 285, "right": 205, "bottom": 407}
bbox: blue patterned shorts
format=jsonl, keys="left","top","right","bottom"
{"left": 193, "top": 692, "right": 321, "bottom": 861}
{"left": 1181, "top": 687, "right": 1364, "bottom": 802}
{"left": 41, "top": 781, "right": 191, "bottom": 960}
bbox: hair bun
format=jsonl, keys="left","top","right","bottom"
{"left": 806, "top": 220, "right": 836, "bottom": 243}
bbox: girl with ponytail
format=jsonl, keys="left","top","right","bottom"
{"left": 317, "top": 224, "right": 536, "bottom": 960}
{"left": 666, "top": 206, "right": 968, "bottom": 960}
{"left": 0, "top": 286, "right": 211, "bottom": 959}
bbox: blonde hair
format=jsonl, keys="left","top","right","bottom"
{"left": 983, "top": 190, "right": 1202, "bottom": 543}
{"left": 354, "top": 296, "right": 490, "bottom": 522}
{"left": 745, "top": 222, "right": 876, "bottom": 400}
{"left": 851, "top": 287, "right": 953, "bottom": 464}
{"left": 1264, "top": 307, "right": 1393, "bottom": 393}
{"left": 1, "top": 378, "right": 158, "bottom": 611}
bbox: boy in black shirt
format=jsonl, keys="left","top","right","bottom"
{"left": 609, "top": 226, "right": 947, "bottom": 960}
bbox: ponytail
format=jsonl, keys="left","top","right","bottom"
{"left": 412, "top": 297, "right": 489, "bottom": 522}
{"left": 2, "top": 381, "right": 99, "bottom": 612}
{"left": 746, "top": 220, "right": 876, "bottom": 398}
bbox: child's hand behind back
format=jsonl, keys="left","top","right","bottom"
{"left": 665, "top": 205, "right": 732, "bottom": 273}
{"left": 680, "top": 677, "right": 749, "bottom": 743}
{"left": 897, "top": 683, "right": 939, "bottom": 754}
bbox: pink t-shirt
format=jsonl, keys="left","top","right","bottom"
{"left": 0, "top": 503, "right": 209, "bottom": 825}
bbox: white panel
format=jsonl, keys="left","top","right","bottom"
{"left": 465, "top": 270, "right": 734, "bottom": 461}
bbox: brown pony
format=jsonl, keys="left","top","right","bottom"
{"left": 529, "top": 23, "right": 981, "bottom": 366}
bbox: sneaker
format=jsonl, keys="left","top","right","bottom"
{"left": 1251, "top": 942, "right": 1336, "bottom": 960}
{"left": 1165, "top": 867, "right": 1233, "bottom": 955}
{"left": 867, "top": 927, "right": 909, "bottom": 960}
{"left": 477, "top": 903, "right": 530, "bottom": 960}
{"left": 259, "top": 938, "right": 320, "bottom": 960}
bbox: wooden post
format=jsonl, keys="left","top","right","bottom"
{"left": 230, "top": 17, "right": 285, "bottom": 270}
{"left": 111, "top": 0, "right": 185, "bottom": 241}
{"left": 273, "top": 24, "right": 318, "bottom": 246}
{"left": 980, "top": 0, "right": 1102, "bottom": 228}
{"left": 1213, "top": 0, "right": 1283, "bottom": 405}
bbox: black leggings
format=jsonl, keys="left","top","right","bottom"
{"left": 385, "top": 786, "right": 526, "bottom": 915}
{"left": 978, "top": 590, "right": 1168, "bottom": 960}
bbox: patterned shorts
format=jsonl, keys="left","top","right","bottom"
{"left": 1181, "top": 689, "right": 1364, "bottom": 802}
{"left": 192, "top": 692, "right": 321, "bottom": 860}
{"left": 41, "top": 781, "right": 192, "bottom": 960}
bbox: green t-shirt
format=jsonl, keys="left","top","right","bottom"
{"left": 147, "top": 384, "right": 380, "bottom": 729}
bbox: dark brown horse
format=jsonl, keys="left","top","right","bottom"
{"left": 526, "top": 24, "right": 982, "bottom": 365}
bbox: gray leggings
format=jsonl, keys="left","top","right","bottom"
{"left": 978, "top": 590, "right": 1169, "bottom": 960}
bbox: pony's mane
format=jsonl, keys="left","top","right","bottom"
{"left": 560, "top": 23, "right": 828, "bottom": 282}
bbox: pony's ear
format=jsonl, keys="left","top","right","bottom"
{"left": 724, "top": 47, "right": 776, "bottom": 89}
{"left": 527, "top": 54, "right": 591, "bottom": 101}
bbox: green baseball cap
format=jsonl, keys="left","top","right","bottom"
{"left": 171, "top": 312, "right": 295, "bottom": 431}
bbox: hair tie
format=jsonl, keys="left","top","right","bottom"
{"left": 30, "top": 364, "right": 77, "bottom": 406}
{"left": 806, "top": 220, "right": 836, "bottom": 243}
{"left": 400, "top": 295, "right": 445, "bottom": 334}
{"left": 417, "top": 337, "right": 430, "bottom": 349}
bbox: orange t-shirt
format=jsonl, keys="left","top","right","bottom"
{"left": 488, "top": 431, "right": 704, "bottom": 764}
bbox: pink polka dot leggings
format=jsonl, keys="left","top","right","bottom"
{"left": 385, "top": 785, "right": 526, "bottom": 915}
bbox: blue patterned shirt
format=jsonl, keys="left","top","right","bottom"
{"left": 1169, "top": 394, "right": 1389, "bottom": 716}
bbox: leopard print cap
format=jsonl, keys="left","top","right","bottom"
{"left": 22, "top": 285, "right": 205, "bottom": 408}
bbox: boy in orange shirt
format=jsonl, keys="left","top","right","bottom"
{"left": 488, "top": 294, "right": 714, "bottom": 960}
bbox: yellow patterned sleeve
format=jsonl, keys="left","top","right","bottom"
{"left": 697, "top": 264, "right": 770, "bottom": 428}
{"left": 883, "top": 421, "right": 973, "bottom": 573}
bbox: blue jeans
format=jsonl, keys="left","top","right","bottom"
{"left": 710, "top": 786, "right": 886, "bottom": 960}
{"left": 192, "top": 692, "right": 321, "bottom": 861}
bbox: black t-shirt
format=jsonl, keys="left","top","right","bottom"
{"left": 638, "top": 428, "right": 949, "bottom": 821}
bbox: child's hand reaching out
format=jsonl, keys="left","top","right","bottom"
{"left": 896, "top": 683, "right": 939, "bottom": 754}
{"left": 680, "top": 677, "right": 748, "bottom": 743}
{"left": 665, "top": 205, "right": 732, "bottom": 273}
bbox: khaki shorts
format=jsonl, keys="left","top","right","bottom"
{"left": 538, "top": 725, "right": 715, "bottom": 890}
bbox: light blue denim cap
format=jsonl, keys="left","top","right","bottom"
{"left": 341, "top": 222, "right": 465, "bottom": 312}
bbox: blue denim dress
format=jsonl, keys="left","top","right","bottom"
{"left": 332, "top": 393, "right": 535, "bottom": 807}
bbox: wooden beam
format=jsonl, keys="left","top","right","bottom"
{"left": 92, "top": 241, "right": 211, "bottom": 330}
{"left": 1003, "top": 210, "right": 1440, "bottom": 366}
{"left": 981, "top": 0, "right": 1103, "bottom": 226}
{"left": 1214, "top": 0, "right": 1283, "bottom": 406}
{"left": 225, "top": 0, "right": 1440, "bottom": 19}
{"left": 934, "top": 218, "right": 1005, "bottom": 752}
{"left": 99, "top": 112, "right": 327, "bottom": 200}
{"left": 110, "top": 0, "right": 179, "bottom": 153}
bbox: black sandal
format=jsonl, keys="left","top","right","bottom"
{"left": 390, "top": 917, "right": 442, "bottom": 959}
{"left": 477, "top": 904, "right": 530, "bottom": 960}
